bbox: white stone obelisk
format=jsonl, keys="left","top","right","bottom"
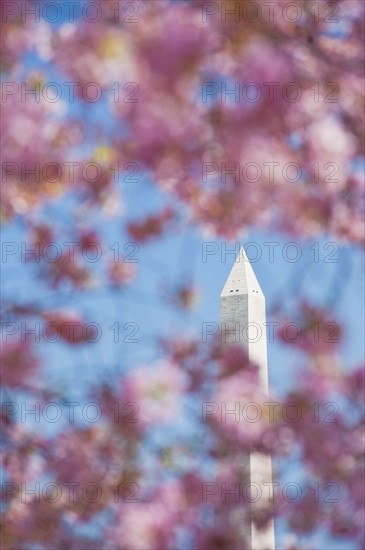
{"left": 220, "top": 247, "right": 275, "bottom": 550}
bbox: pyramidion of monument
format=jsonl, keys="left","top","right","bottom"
{"left": 220, "top": 247, "right": 264, "bottom": 297}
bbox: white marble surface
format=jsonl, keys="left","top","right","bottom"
{"left": 220, "top": 248, "right": 275, "bottom": 550}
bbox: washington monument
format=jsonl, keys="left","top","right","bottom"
{"left": 220, "top": 247, "right": 275, "bottom": 550}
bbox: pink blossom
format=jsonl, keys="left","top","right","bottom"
{"left": 211, "top": 369, "right": 269, "bottom": 449}
{"left": 119, "top": 360, "right": 186, "bottom": 429}
{"left": 107, "top": 479, "right": 185, "bottom": 549}
{"left": 108, "top": 261, "right": 136, "bottom": 287}
{"left": 41, "top": 310, "right": 96, "bottom": 344}
{"left": 127, "top": 207, "right": 175, "bottom": 243}
{"left": 0, "top": 340, "right": 39, "bottom": 388}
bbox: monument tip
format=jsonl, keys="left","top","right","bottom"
{"left": 220, "top": 246, "right": 264, "bottom": 297}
